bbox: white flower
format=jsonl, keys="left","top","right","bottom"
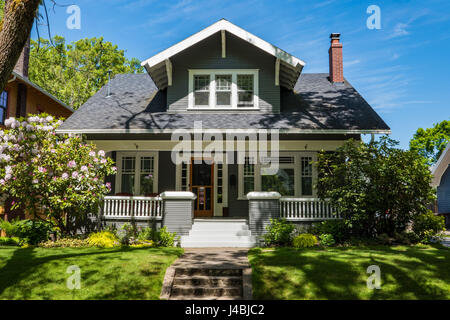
{"left": 98, "top": 150, "right": 105, "bottom": 157}
{"left": 46, "top": 116, "right": 53, "bottom": 122}
{"left": 4, "top": 173, "right": 11, "bottom": 181}
{"left": 81, "top": 165, "right": 88, "bottom": 172}
{"left": 4, "top": 118, "right": 14, "bottom": 128}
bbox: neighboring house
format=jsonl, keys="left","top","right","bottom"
{"left": 0, "top": 40, "right": 74, "bottom": 231}
{"left": 57, "top": 20, "right": 390, "bottom": 247}
{"left": 431, "top": 143, "right": 450, "bottom": 228}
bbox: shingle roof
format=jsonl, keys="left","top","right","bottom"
{"left": 57, "top": 73, "right": 390, "bottom": 133}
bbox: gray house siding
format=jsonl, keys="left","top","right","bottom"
{"left": 158, "top": 151, "right": 176, "bottom": 193}
{"left": 437, "top": 165, "right": 450, "bottom": 214}
{"left": 167, "top": 32, "right": 280, "bottom": 113}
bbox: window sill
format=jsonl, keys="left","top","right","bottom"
{"left": 187, "top": 107, "right": 260, "bottom": 111}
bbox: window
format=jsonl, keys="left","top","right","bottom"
{"left": 116, "top": 152, "right": 158, "bottom": 196}
{"left": 301, "top": 156, "right": 313, "bottom": 196}
{"left": 238, "top": 153, "right": 317, "bottom": 199}
{"left": 194, "top": 75, "right": 210, "bottom": 106}
{"left": 215, "top": 75, "right": 232, "bottom": 107}
{"left": 189, "top": 69, "right": 258, "bottom": 109}
{"left": 0, "top": 91, "right": 8, "bottom": 125}
{"left": 237, "top": 75, "right": 254, "bottom": 107}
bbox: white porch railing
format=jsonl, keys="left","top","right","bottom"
{"left": 102, "top": 196, "right": 163, "bottom": 220}
{"left": 279, "top": 198, "right": 340, "bottom": 221}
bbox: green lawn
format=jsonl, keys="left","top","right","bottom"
{"left": 249, "top": 245, "right": 450, "bottom": 300}
{"left": 0, "top": 246, "right": 183, "bottom": 300}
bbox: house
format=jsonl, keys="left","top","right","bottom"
{"left": 57, "top": 19, "right": 390, "bottom": 247}
{"left": 431, "top": 143, "right": 450, "bottom": 228}
{"left": 0, "top": 40, "right": 74, "bottom": 229}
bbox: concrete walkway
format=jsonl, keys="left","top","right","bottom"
{"left": 441, "top": 231, "right": 450, "bottom": 247}
{"left": 172, "top": 248, "right": 250, "bottom": 268}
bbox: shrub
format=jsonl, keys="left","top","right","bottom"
{"left": 377, "top": 233, "right": 393, "bottom": 245}
{"left": 87, "top": 231, "right": 119, "bottom": 248}
{"left": 153, "top": 227, "right": 178, "bottom": 247}
{"left": 412, "top": 211, "right": 445, "bottom": 243}
{"left": 130, "top": 240, "right": 154, "bottom": 248}
{"left": 0, "top": 237, "right": 19, "bottom": 246}
{"left": 312, "top": 220, "right": 350, "bottom": 244}
{"left": 264, "top": 219, "right": 295, "bottom": 247}
{"left": 6, "top": 219, "right": 54, "bottom": 245}
{"left": 293, "top": 233, "right": 318, "bottom": 248}
{"left": 38, "top": 238, "right": 89, "bottom": 248}
{"left": 0, "top": 219, "right": 18, "bottom": 237}
{"left": 319, "top": 233, "right": 335, "bottom": 246}
{"left": 116, "top": 223, "right": 138, "bottom": 245}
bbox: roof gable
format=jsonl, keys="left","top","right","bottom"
{"left": 141, "top": 19, "right": 305, "bottom": 90}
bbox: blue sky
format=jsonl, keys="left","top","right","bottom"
{"left": 36, "top": 0, "right": 450, "bottom": 148}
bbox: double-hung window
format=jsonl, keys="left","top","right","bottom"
{"left": 238, "top": 152, "right": 317, "bottom": 199}
{"left": 116, "top": 152, "right": 158, "bottom": 196}
{"left": 189, "top": 70, "right": 258, "bottom": 109}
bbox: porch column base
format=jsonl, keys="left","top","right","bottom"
{"left": 247, "top": 192, "right": 281, "bottom": 239}
{"left": 160, "top": 192, "right": 197, "bottom": 236}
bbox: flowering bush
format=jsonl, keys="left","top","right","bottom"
{"left": 0, "top": 114, "right": 116, "bottom": 235}
{"left": 87, "top": 231, "right": 119, "bottom": 248}
{"left": 38, "top": 237, "right": 90, "bottom": 248}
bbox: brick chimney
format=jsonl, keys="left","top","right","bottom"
{"left": 13, "top": 37, "right": 30, "bottom": 78}
{"left": 328, "top": 33, "right": 343, "bottom": 83}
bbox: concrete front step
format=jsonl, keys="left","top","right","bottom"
{"left": 171, "top": 285, "right": 242, "bottom": 297}
{"left": 181, "top": 241, "right": 257, "bottom": 248}
{"left": 169, "top": 295, "right": 242, "bottom": 300}
{"left": 175, "top": 267, "right": 242, "bottom": 277}
{"left": 173, "top": 275, "right": 242, "bottom": 287}
{"left": 191, "top": 225, "right": 250, "bottom": 231}
{"left": 187, "top": 229, "right": 252, "bottom": 236}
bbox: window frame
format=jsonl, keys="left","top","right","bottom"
{"left": 188, "top": 69, "right": 259, "bottom": 110}
{"left": 0, "top": 90, "right": 9, "bottom": 126}
{"left": 238, "top": 152, "right": 318, "bottom": 199}
{"left": 115, "top": 151, "right": 159, "bottom": 196}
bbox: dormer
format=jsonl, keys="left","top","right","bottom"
{"left": 141, "top": 19, "right": 305, "bottom": 113}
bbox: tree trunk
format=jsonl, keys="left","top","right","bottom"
{"left": 0, "top": 0, "right": 40, "bottom": 92}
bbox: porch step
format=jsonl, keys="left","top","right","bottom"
{"left": 181, "top": 219, "right": 257, "bottom": 248}
{"left": 168, "top": 267, "right": 244, "bottom": 300}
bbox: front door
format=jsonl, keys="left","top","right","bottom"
{"left": 190, "top": 159, "right": 214, "bottom": 217}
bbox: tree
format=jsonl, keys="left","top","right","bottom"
{"left": 29, "top": 36, "right": 144, "bottom": 109}
{"left": 410, "top": 120, "right": 450, "bottom": 165}
{"left": 0, "top": 0, "right": 41, "bottom": 92}
{"left": 0, "top": 114, "right": 116, "bottom": 235}
{"left": 317, "top": 137, "right": 435, "bottom": 238}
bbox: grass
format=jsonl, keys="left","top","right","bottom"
{"left": 249, "top": 245, "right": 450, "bottom": 300}
{"left": 0, "top": 246, "right": 183, "bottom": 300}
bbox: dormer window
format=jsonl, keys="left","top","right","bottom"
{"left": 189, "top": 69, "right": 259, "bottom": 110}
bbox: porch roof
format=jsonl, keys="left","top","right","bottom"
{"left": 57, "top": 73, "right": 390, "bottom": 134}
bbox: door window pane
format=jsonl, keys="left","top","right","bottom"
{"left": 243, "top": 157, "right": 255, "bottom": 195}
{"left": 121, "top": 156, "right": 136, "bottom": 194}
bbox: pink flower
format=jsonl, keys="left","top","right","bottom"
{"left": 0, "top": 179, "right": 5, "bottom": 185}
{"left": 62, "top": 173, "right": 69, "bottom": 179}
{"left": 106, "top": 182, "right": 111, "bottom": 190}
{"left": 38, "top": 167, "right": 47, "bottom": 173}
{"left": 67, "top": 160, "right": 76, "bottom": 168}
{"left": 32, "top": 179, "right": 39, "bottom": 184}
{"left": 72, "top": 171, "right": 78, "bottom": 178}
{"left": 100, "top": 158, "right": 107, "bottom": 164}
{"left": 94, "top": 158, "right": 99, "bottom": 162}
{"left": 89, "top": 151, "right": 96, "bottom": 157}
{"left": 98, "top": 150, "right": 105, "bottom": 157}
{"left": 81, "top": 165, "right": 88, "bottom": 172}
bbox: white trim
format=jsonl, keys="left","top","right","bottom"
{"left": 237, "top": 151, "right": 318, "bottom": 200}
{"left": 56, "top": 128, "right": 392, "bottom": 134}
{"left": 160, "top": 191, "right": 197, "bottom": 200}
{"left": 247, "top": 191, "right": 281, "bottom": 200}
{"left": 188, "top": 69, "right": 259, "bottom": 110}
{"left": 141, "top": 19, "right": 305, "bottom": 70}
{"left": 115, "top": 151, "right": 159, "bottom": 195}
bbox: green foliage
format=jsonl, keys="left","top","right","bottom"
{"left": 319, "top": 233, "right": 335, "bottom": 246}
{"left": 0, "top": 219, "right": 17, "bottom": 237}
{"left": 153, "top": 227, "right": 178, "bottom": 247}
{"left": 412, "top": 211, "right": 445, "bottom": 243}
{"left": 38, "top": 237, "right": 89, "bottom": 248}
{"left": 292, "top": 233, "right": 318, "bottom": 248}
{"left": 0, "top": 237, "right": 19, "bottom": 246}
{"left": 317, "top": 137, "right": 435, "bottom": 238}
{"left": 29, "top": 36, "right": 144, "bottom": 109}
{"left": 87, "top": 231, "right": 119, "bottom": 248}
{"left": 312, "top": 220, "right": 350, "bottom": 244}
{"left": 410, "top": 120, "right": 450, "bottom": 165}
{"left": 0, "top": 114, "right": 117, "bottom": 236}
{"left": 264, "top": 219, "right": 295, "bottom": 246}
{"left": 4, "top": 219, "right": 53, "bottom": 245}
